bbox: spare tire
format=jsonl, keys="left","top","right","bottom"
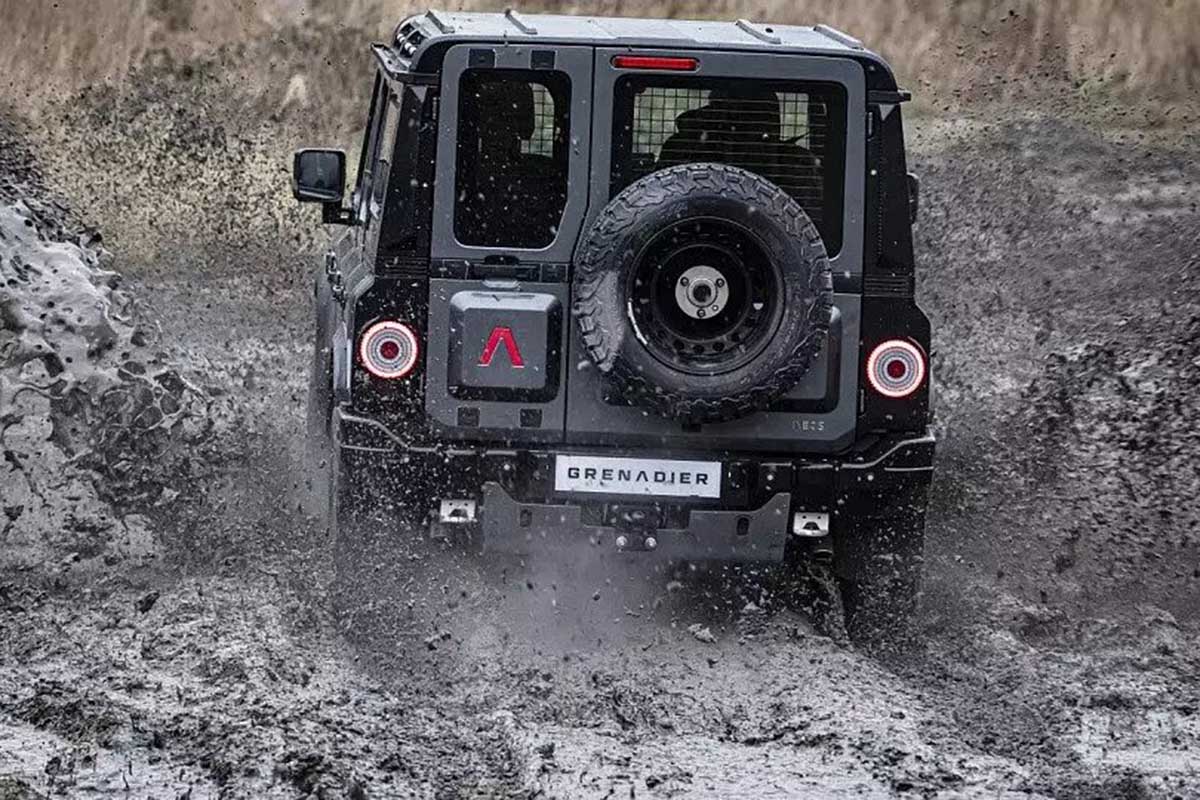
{"left": 573, "top": 163, "right": 833, "bottom": 424}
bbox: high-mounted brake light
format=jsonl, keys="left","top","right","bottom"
{"left": 611, "top": 55, "right": 699, "bottom": 72}
{"left": 866, "top": 339, "right": 926, "bottom": 399}
{"left": 359, "top": 321, "right": 420, "bottom": 380}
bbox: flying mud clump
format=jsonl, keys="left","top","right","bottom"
{"left": 0, "top": 199, "right": 210, "bottom": 567}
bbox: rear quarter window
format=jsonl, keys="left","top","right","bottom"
{"left": 454, "top": 69, "right": 571, "bottom": 250}
{"left": 611, "top": 76, "right": 847, "bottom": 256}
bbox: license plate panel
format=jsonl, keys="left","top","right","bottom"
{"left": 554, "top": 455, "right": 722, "bottom": 499}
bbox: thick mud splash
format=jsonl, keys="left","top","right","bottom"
{"left": 2, "top": 74, "right": 1200, "bottom": 800}
{"left": 0, "top": 198, "right": 201, "bottom": 590}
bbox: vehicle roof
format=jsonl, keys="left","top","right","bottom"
{"left": 398, "top": 9, "right": 877, "bottom": 58}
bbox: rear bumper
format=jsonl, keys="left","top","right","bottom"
{"left": 336, "top": 409, "right": 935, "bottom": 562}
{"left": 480, "top": 482, "right": 795, "bottom": 561}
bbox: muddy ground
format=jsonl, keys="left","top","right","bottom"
{"left": 2, "top": 43, "right": 1200, "bottom": 800}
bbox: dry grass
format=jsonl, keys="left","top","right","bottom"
{"left": 1, "top": 0, "right": 1193, "bottom": 269}
{"left": 1, "top": 0, "right": 1199, "bottom": 107}
{"left": 489, "top": 0, "right": 1200, "bottom": 98}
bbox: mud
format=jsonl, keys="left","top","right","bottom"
{"left": 2, "top": 37, "right": 1200, "bottom": 800}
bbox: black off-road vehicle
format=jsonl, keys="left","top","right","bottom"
{"left": 296, "top": 10, "right": 934, "bottom": 637}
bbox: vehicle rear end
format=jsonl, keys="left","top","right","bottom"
{"left": 326, "top": 12, "right": 934, "bottom": 636}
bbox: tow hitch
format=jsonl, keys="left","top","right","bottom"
{"left": 792, "top": 512, "right": 833, "bottom": 564}
{"left": 610, "top": 504, "right": 661, "bottom": 552}
{"left": 438, "top": 499, "right": 478, "bottom": 525}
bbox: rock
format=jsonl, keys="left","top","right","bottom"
{"left": 136, "top": 590, "right": 160, "bottom": 614}
{"left": 424, "top": 631, "right": 451, "bottom": 651}
{"left": 687, "top": 623, "right": 716, "bottom": 644}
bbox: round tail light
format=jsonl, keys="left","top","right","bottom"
{"left": 866, "top": 339, "right": 926, "bottom": 398}
{"left": 359, "top": 321, "right": 419, "bottom": 380}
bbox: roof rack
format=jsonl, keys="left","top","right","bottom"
{"left": 813, "top": 24, "right": 863, "bottom": 50}
{"left": 735, "top": 19, "right": 781, "bottom": 45}
{"left": 425, "top": 9, "right": 456, "bottom": 34}
{"left": 504, "top": 8, "right": 538, "bottom": 35}
{"left": 383, "top": 11, "right": 879, "bottom": 60}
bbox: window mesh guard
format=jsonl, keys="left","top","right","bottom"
{"left": 520, "top": 85, "right": 559, "bottom": 158}
{"left": 620, "top": 88, "right": 834, "bottom": 228}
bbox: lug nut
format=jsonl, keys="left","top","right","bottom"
{"left": 644, "top": 536, "right": 658, "bottom": 550}
{"left": 715, "top": 278, "right": 725, "bottom": 288}
{"left": 697, "top": 309, "right": 706, "bottom": 318}
{"left": 615, "top": 535, "right": 628, "bottom": 549}
{"left": 679, "top": 277, "right": 689, "bottom": 286}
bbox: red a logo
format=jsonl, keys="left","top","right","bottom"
{"left": 478, "top": 326, "right": 525, "bottom": 368}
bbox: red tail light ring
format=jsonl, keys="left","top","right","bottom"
{"left": 359, "top": 321, "right": 420, "bottom": 380}
{"left": 866, "top": 339, "right": 926, "bottom": 399}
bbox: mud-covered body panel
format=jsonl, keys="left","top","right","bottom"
{"left": 311, "top": 10, "right": 934, "bottom": 576}
{"left": 401, "top": 36, "right": 881, "bottom": 453}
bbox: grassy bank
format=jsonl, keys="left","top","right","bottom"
{"left": 2, "top": 0, "right": 1198, "bottom": 108}
{"left": 1, "top": 0, "right": 1193, "bottom": 274}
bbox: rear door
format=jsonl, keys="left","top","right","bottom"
{"left": 424, "top": 44, "right": 593, "bottom": 442}
{"left": 565, "top": 49, "right": 867, "bottom": 454}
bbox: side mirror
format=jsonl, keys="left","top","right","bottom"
{"left": 293, "top": 148, "right": 346, "bottom": 204}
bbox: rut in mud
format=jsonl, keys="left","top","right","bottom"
{"left": 2, "top": 52, "right": 1200, "bottom": 800}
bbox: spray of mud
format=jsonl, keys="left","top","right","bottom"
{"left": 2, "top": 24, "right": 1200, "bottom": 798}
{"left": 0, "top": 195, "right": 208, "bottom": 564}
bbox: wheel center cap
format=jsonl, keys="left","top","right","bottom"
{"left": 675, "top": 265, "right": 729, "bottom": 320}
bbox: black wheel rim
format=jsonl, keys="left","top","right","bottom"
{"left": 627, "top": 217, "right": 782, "bottom": 376}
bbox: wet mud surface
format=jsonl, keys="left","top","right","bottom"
{"left": 3, "top": 65, "right": 1200, "bottom": 799}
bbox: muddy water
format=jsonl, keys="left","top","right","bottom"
{"left": 3, "top": 80, "right": 1200, "bottom": 800}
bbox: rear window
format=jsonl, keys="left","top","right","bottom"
{"left": 612, "top": 77, "right": 847, "bottom": 255}
{"left": 455, "top": 69, "right": 571, "bottom": 249}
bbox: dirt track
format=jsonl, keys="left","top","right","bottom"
{"left": 3, "top": 53, "right": 1200, "bottom": 800}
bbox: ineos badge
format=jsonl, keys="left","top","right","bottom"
{"left": 479, "top": 326, "right": 525, "bottom": 368}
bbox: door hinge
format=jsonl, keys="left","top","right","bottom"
{"left": 325, "top": 250, "right": 346, "bottom": 302}
{"left": 867, "top": 89, "right": 912, "bottom": 105}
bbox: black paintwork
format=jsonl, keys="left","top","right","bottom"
{"left": 300, "top": 13, "right": 935, "bottom": 572}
